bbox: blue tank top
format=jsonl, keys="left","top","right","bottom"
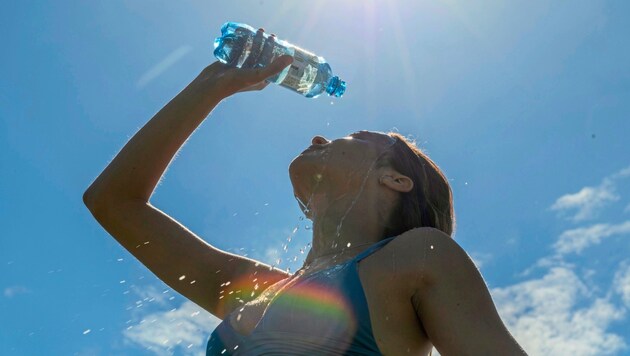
{"left": 206, "top": 236, "right": 398, "bottom": 355}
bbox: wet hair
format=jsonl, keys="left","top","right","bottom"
{"left": 375, "top": 132, "right": 455, "bottom": 238}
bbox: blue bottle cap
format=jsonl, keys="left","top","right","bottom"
{"left": 326, "top": 76, "right": 346, "bottom": 98}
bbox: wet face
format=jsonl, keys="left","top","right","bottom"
{"left": 288, "top": 130, "right": 396, "bottom": 219}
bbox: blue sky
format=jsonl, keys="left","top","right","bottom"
{"left": 2, "top": 1, "right": 630, "bottom": 355}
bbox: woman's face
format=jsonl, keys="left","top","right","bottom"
{"left": 289, "top": 131, "right": 395, "bottom": 218}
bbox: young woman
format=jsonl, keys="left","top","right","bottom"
{"left": 84, "top": 30, "right": 526, "bottom": 355}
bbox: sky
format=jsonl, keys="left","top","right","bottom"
{"left": 1, "top": 0, "right": 630, "bottom": 355}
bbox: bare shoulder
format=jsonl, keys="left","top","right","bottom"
{"left": 387, "top": 227, "right": 472, "bottom": 284}
{"left": 392, "top": 229, "right": 528, "bottom": 354}
{"left": 387, "top": 226, "right": 461, "bottom": 260}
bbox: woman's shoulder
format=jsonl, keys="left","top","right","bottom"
{"left": 389, "top": 226, "right": 455, "bottom": 252}
{"left": 386, "top": 227, "right": 467, "bottom": 278}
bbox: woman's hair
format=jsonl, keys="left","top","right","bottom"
{"left": 376, "top": 132, "right": 455, "bottom": 238}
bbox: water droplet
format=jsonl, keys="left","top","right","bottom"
{"left": 117, "top": 258, "right": 123, "bottom": 262}
{"left": 225, "top": 281, "right": 231, "bottom": 286}
{"left": 430, "top": 245, "right": 434, "bottom": 250}
{"left": 83, "top": 329, "right": 91, "bottom": 335}
{"left": 305, "top": 225, "right": 311, "bottom": 230}
{"left": 190, "top": 280, "right": 196, "bottom": 284}
{"left": 264, "top": 203, "right": 269, "bottom": 206}
{"left": 179, "top": 275, "right": 186, "bottom": 281}
{"left": 119, "top": 280, "right": 126, "bottom": 284}
{"left": 347, "top": 242, "right": 351, "bottom": 247}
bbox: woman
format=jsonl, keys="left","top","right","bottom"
{"left": 84, "top": 31, "right": 526, "bottom": 355}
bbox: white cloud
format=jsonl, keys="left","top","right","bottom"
{"left": 612, "top": 166, "right": 630, "bottom": 180}
{"left": 469, "top": 251, "right": 492, "bottom": 270}
{"left": 3, "top": 285, "right": 30, "bottom": 298}
{"left": 492, "top": 267, "right": 627, "bottom": 356}
{"left": 265, "top": 247, "right": 281, "bottom": 266}
{"left": 127, "top": 284, "right": 172, "bottom": 308}
{"left": 136, "top": 45, "right": 193, "bottom": 89}
{"left": 550, "top": 179, "right": 618, "bottom": 222}
{"left": 614, "top": 261, "right": 630, "bottom": 308}
{"left": 122, "top": 286, "right": 221, "bottom": 355}
{"left": 550, "top": 165, "right": 630, "bottom": 222}
{"left": 124, "top": 300, "right": 220, "bottom": 355}
{"left": 552, "top": 221, "right": 630, "bottom": 255}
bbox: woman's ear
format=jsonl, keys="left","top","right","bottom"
{"left": 379, "top": 173, "right": 413, "bottom": 193}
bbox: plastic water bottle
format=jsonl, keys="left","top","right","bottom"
{"left": 213, "top": 22, "right": 346, "bottom": 98}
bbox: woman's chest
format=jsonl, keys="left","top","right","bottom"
{"left": 229, "top": 255, "right": 432, "bottom": 355}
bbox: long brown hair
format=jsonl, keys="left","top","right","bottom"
{"left": 376, "top": 132, "right": 455, "bottom": 238}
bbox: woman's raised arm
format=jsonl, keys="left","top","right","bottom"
{"left": 83, "top": 48, "right": 294, "bottom": 319}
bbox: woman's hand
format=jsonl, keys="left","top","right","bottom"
{"left": 194, "top": 28, "right": 294, "bottom": 99}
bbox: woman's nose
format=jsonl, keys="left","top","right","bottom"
{"left": 311, "top": 135, "right": 329, "bottom": 145}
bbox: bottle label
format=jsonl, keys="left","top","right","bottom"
{"left": 281, "top": 48, "right": 318, "bottom": 93}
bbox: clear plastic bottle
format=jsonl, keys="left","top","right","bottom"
{"left": 213, "top": 22, "right": 346, "bottom": 98}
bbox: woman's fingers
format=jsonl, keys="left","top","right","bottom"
{"left": 260, "top": 54, "right": 293, "bottom": 79}
{"left": 236, "top": 54, "right": 293, "bottom": 88}
{"left": 231, "top": 55, "right": 292, "bottom": 94}
{"left": 207, "top": 30, "right": 294, "bottom": 95}
{"left": 261, "top": 33, "right": 276, "bottom": 64}
{"left": 242, "top": 28, "right": 265, "bottom": 68}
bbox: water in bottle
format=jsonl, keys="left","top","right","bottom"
{"left": 213, "top": 22, "right": 346, "bottom": 98}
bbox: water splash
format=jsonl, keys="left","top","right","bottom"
{"left": 332, "top": 138, "right": 397, "bottom": 245}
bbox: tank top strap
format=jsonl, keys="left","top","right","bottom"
{"left": 353, "top": 236, "right": 397, "bottom": 264}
